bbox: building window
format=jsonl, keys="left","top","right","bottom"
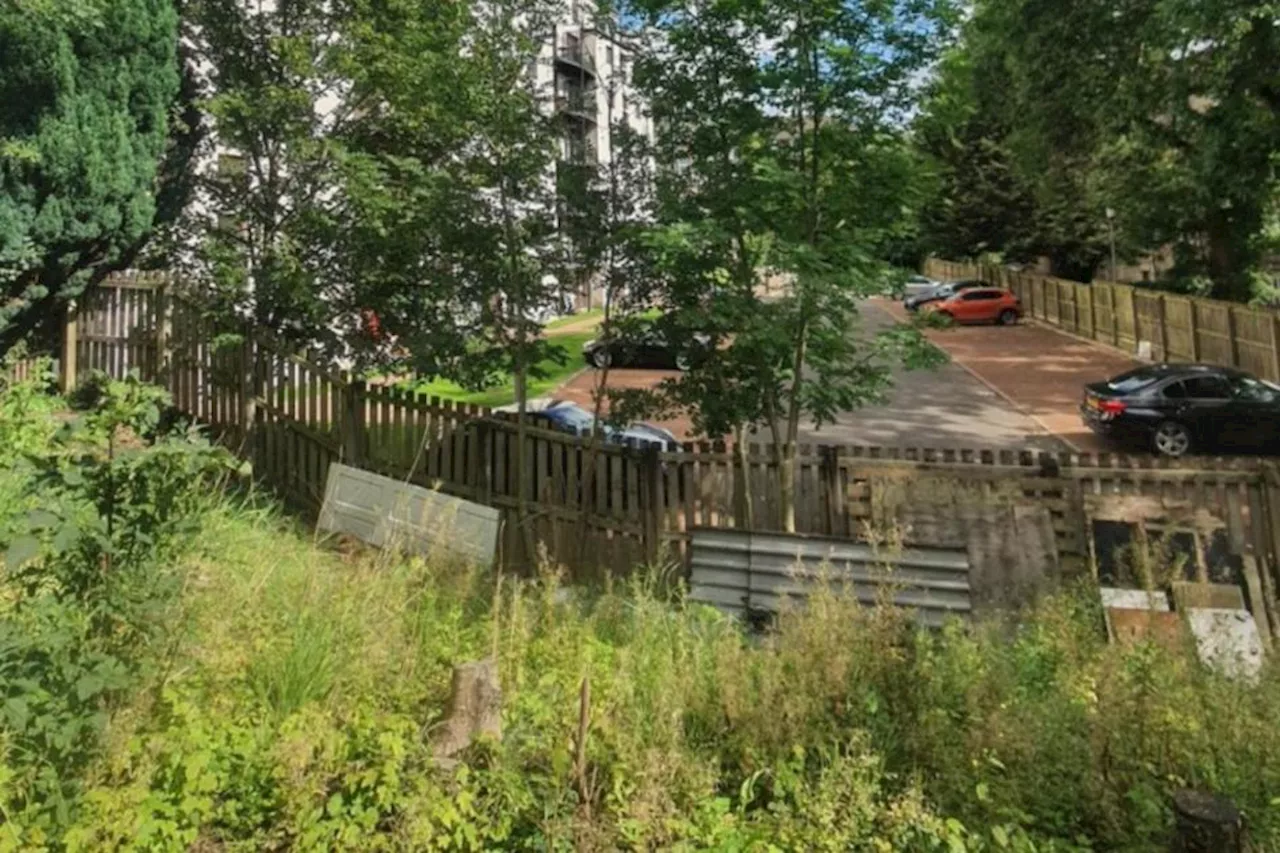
{"left": 606, "top": 46, "right": 613, "bottom": 67}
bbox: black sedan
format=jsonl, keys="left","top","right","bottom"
{"left": 904, "top": 279, "right": 987, "bottom": 311}
{"left": 582, "top": 323, "right": 710, "bottom": 370}
{"left": 1081, "top": 363, "right": 1280, "bottom": 457}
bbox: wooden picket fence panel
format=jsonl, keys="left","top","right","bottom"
{"left": 925, "top": 258, "right": 1280, "bottom": 381}
{"left": 1, "top": 357, "right": 51, "bottom": 385}
{"left": 25, "top": 271, "right": 1280, "bottom": 636}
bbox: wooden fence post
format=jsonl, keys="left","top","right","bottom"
{"left": 820, "top": 445, "right": 841, "bottom": 536}
{"left": 342, "top": 377, "right": 367, "bottom": 469}
{"left": 475, "top": 420, "right": 493, "bottom": 505}
{"left": 1109, "top": 285, "right": 1120, "bottom": 347}
{"left": 153, "top": 285, "right": 171, "bottom": 384}
{"left": 1156, "top": 296, "right": 1169, "bottom": 362}
{"left": 1128, "top": 287, "right": 1139, "bottom": 352}
{"left": 1226, "top": 308, "right": 1241, "bottom": 368}
{"left": 640, "top": 444, "right": 663, "bottom": 565}
{"left": 239, "top": 333, "right": 258, "bottom": 460}
{"left": 59, "top": 301, "right": 78, "bottom": 394}
{"left": 1189, "top": 301, "right": 1200, "bottom": 361}
{"left": 1270, "top": 316, "right": 1280, "bottom": 381}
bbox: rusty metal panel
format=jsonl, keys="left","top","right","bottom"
{"left": 319, "top": 462, "right": 501, "bottom": 566}
{"left": 688, "top": 528, "right": 970, "bottom": 627}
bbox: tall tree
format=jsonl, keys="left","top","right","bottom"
{"left": 184, "top": 0, "right": 349, "bottom": 345}
{"left": 430, "top": 0, "right": 565, "bottom": 558}
{"left": 917, "top": 0, "right": 1280, "bottom": 298}
{"left": 913, "top": 47, "right": 1038, "bottom": 265}
{"left": 635, "top": 0, "right": 952, "bottom": 532}
{"left": 554, "top": 5, "right": 662, "bottom": 555}
{"left": 0, "top": 0, "right": 180, "bottom": 353}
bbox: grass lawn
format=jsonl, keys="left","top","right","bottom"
{"left": 411, "top": 329, "right": 596, "bottom": 408}
{"left": 544, "top": 308, "right": 604, "bottom": 332}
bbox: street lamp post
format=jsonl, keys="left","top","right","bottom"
{"left": 1105, "top": 207, "right": 1118, "bottom": 282}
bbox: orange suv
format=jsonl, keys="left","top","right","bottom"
{"left": 924, "top": 287, "right": 1022, "bottom": 325}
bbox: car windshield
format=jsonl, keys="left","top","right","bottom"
{"left": 1232, "top": 375, "right": 1280, "bottom": 403}
{"left": 1104, "top": 368, "right": 1163, "bottom": 394}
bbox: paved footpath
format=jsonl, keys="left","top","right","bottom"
{"left": 875, "top": 299, "right": 1141, "bottom": 452}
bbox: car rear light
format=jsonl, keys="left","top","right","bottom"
{"left": 1099, "top": 399, "right": 1127, "bottom": 416}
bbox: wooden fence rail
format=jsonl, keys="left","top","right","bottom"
{"left": 924, "top": 258, "right": 1280, "bottom": 381}
{"left": 11, "top": 272, "right": 1279, "bottom": 639}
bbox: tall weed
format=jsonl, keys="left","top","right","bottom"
{"left": 0, "top": 373, "right": 234, "bottom": 844}
{"left": 1, "top": 375, "right": 1276, "bottom": 849}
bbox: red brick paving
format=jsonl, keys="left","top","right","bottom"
{"left": 876, "top": 299, "right": 1140, "bottom": 452}
{"left": 554, "top": 301, "right": 1143, "bottom": 451}
{"left": 556, "top": 367, "right": 696, "bottom": 439}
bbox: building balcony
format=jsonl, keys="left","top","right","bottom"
{"left": 555, "top": 42, "right": 597, "bottom": 77}
{"left": 555, "top": 91, "right": 597, "bottom": 123}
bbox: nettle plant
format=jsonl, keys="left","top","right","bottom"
{"left": 0, "top": 372, "right": 235, "bottom": 826}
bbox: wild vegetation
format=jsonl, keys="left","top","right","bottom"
{"left": 914, "top": 0, "right": 1279, "bottom": 300}
{"left": 2, "top": 368, "right": 1279, "bottom": 850}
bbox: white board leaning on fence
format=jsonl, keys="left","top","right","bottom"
{"left": 318, "top": 463, "right": 501, "bottom": 567}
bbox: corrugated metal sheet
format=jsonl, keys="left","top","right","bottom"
{"left": 318, "top": 463, "right": 501, "bottom": 566}
{"left": 688, "top": 528, "right": 971, "bottom": 627}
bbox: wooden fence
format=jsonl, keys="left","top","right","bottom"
{"left": 15, "top": 272, "right": 1280, "bottom": 638}
{"left": 925, "top": 259, "right": 1280, "bottom": 381}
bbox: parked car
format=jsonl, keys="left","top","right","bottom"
{"left": 904, "top": 279, "right": 987, "bottom": 311}
{"left": 1081, "top": 364, "right": 1280, "bottom": 457}
{"left": 531, "top": 400, "right": 680, "bottom": 451}
{"left": 922, "top": 287, "right": 1022, "bottom": 325}
{"left": 896, "top": 274, "right": 938, "bottom": 300}
{"left": 582, "top": 319, "right": 711, "bottom": 370}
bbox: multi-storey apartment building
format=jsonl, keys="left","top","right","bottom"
{"left": 195, "top": 0, "right": 652, "bottom": 321}
{"left": 538, "top": 9, "right": 653, "bottom": 169}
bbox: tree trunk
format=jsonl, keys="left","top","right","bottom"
{"left": 1171, "top": 789, "right": 1247, "bottom": 852}
{"left": 429, "top": 658, "right": 503, "bottom": 761}
{"left": 1206, "top": 212, "right": 1254, "bottom": 303}
{"left": 778, "top": 441, "right": 797, "bottom": 533}
{"left": 732, "top": 424, "right": 753, "bottom": 529}
{"left": 513, "top": 359, "right": 538, "bottom": 566}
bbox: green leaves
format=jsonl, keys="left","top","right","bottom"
{"left": 917, "top": 0, "right": 1280, "bottom": 296}
{"left": 0, "top": 375, "right": 235, "bottom": 829}
{"left": 4, "top": 535, "right": 40, "bottom": 570}
{"left": 0, "top": 0, "right": 179, "bottom": 348}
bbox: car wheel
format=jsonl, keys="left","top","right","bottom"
{"left": 1153, "top": 421, "right": 1193, "bottom": 458}
{"left": 675, "top": 351, "right": 691, "bottom": 371}
{"left": 935, "top": 310, "right": 953, "bottom": 323}
{"left": 998, "top": 308, "right": 1018, "bottom": 326}
{"left": 591, "top": 348, "right": 612, "bottom": 369}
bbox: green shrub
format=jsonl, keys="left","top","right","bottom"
{"left": 0, "top": 374, "right": 235, "bottom": 843}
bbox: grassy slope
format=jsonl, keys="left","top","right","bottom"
{"left": 49, "top": 494, "right": 1280, "bottom": 851}
{"left": 4, "top": 371, "right": 1280, "bottom": 849}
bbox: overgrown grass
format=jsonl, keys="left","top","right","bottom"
{"left": 5, "top": 373, "right": 1280, "bottom": 850}
{"left": 26, "top": 502, "right": 1280, "bottom": 851}
{"left": 412, "top": 330, "right": 594, "bottom": 407}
